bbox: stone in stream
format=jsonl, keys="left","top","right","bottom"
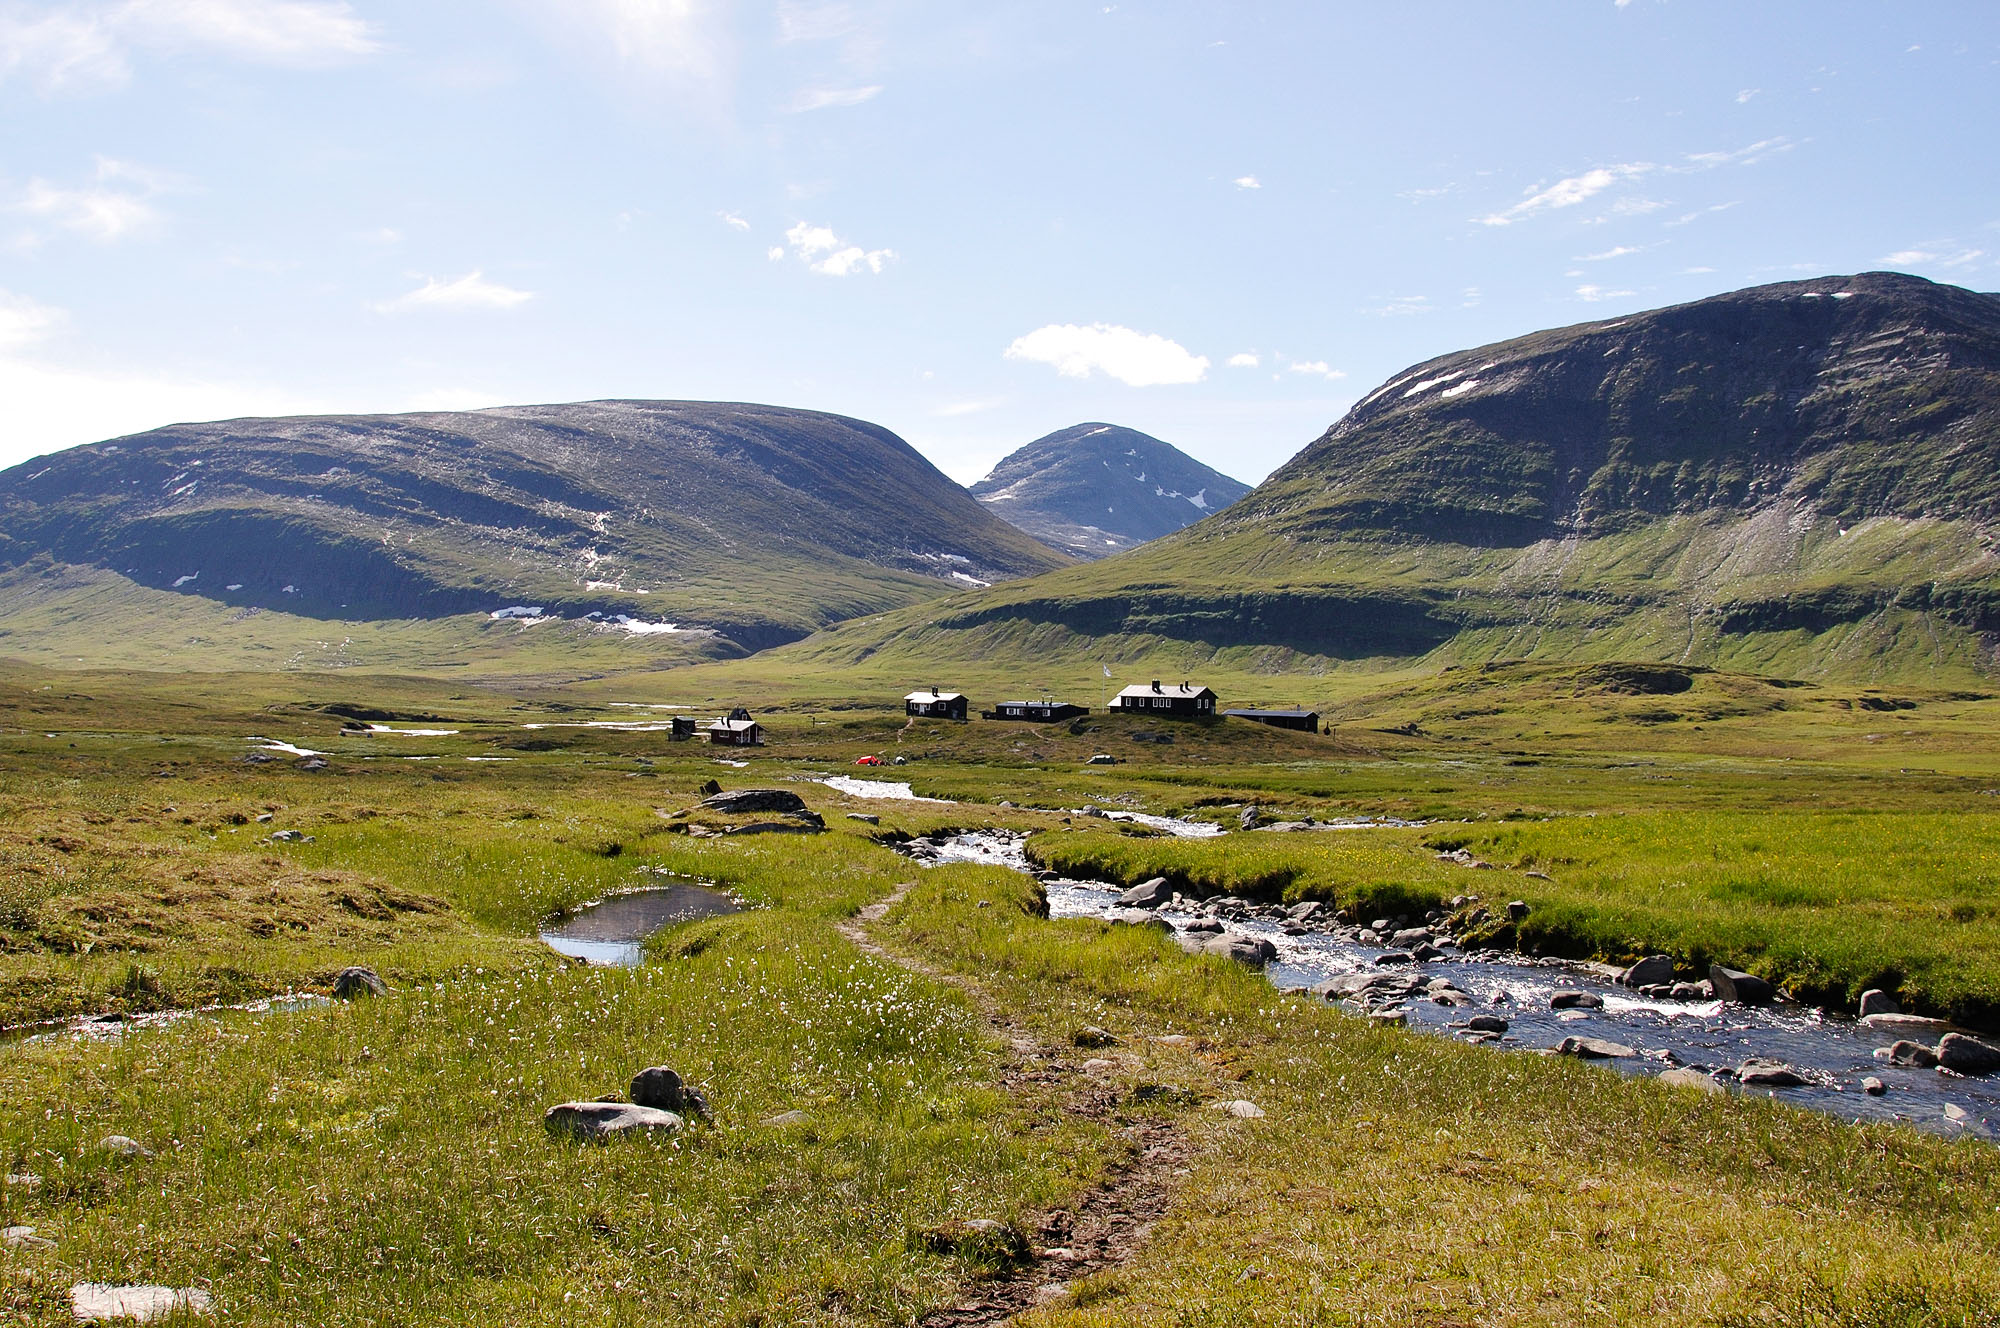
{"left": 1944, "top": 1102, "right": 1972, "bottom": 1124}
{"left": 1857, "top": 989, "right": 1901, "bottom": 1017}
{"left": 544, "top": 1101, "right": 683, "bottom": 1142}
{"left": 1556, "top": 1036, "right": 1636, "bottom": 1060}
{"left": 1389, "top": 927, "right": 1431, "bottom": 949}
{"left": 1937, "top": 1033, "right": 2000, "bottom": 1076}
{"left": 1669, "top": 982, "right": 1711, "bottom": 1001}
{"left": 1863, "top": 1076, "right": 1887, "bottom": 1096}
{"left": 70, "top": 1284, "right": 214, "bottom": 1322}
{"left": 1708, "top": 965, "right": 1775, "bottom": 1006}
{"left": 1202, "top": 933, "right": 1277, "bottom": 967}
{"left": 1116, "top": 877, "right": 1173, "bottom": 909}
{"left": 1621, "top": 955, "right": 1676, "bottom": 988}
{"left": 1182, "top": 918, "right": 1223, "bottom": 935}
{"left": 1288, "top": 901, "right": 1324, "bottom": 923}
{"left": 1737, "top": 1058, "right": 1808, "bottom": 1088}
{"left": 630, "top": 1066, "right": 712, "bottom": 1121}
{"left": 332, "top": 966, "right": 388, "bottom": 1000}
{"left": 1550, "top": 991, "right": 1604, "bottom": 1011}
{"left": 1881, "top": 1040, "right": 1940, "bottom": 1068}
{"left": 698, "top": 788, "right": 807, "bottom": 815}
{"left": 1373, "top": 951, "right": 1415, "bottom": 967}
{"left": 1412, "top": 943, "right": 1448, "bottom": 963}
{"left": 1656, "top": 1068, "right": 1722, "bottom": 1094}
{"left": 1104, "top": 908, "right": 1173, "bottom": 932}
{"left": 1860, "top": 1012, "right": 1954, "bottom": 1034}
{"left": 1466, "top": 1014, "right": 1510, "bottom": 1034}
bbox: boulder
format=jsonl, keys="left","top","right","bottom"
{"left": 1368, "top": 1009, "right": 1407, "bottom": 1027}
{"left": 1288, "top": 901, "right": 1323, "bottom": 923}
{"left": 696, "top": 778, "right": 722, "bottom": 796}
{"left": 96, "top": 1135, "right": 153, "bottom": 1159}
{"left": 1116, "top": 877, "right": 1173, "bottom": 909}
{"left": 1669, "top": 982, "right": 1711, "bottom": 1001}
{"left": 1105, "top": 908, "right": 1173, "bottom": 932}
{"left": 1373, "top": 951, "right": 1415, "bottom": 966}
{"left": 1737, "top": 1058, "right": 1808, "bottom": 1088}
{"left": 1556, "top": 1036, "right": 1635, "bottom": 1060}
{"left": 698, "top": 788, "right": 807, "bottom": 815}
{"left": 1863, "top": 1076, "right": 1887, "bottom": 1096}
{"left": 1237, "top": 806, "right": 1261, "bottom": 829}
{"left": 1389, "top": 927, "right": 1432, "bottom": 949}
{"left": 846, "top": 813, "right": 880, "bottom": 825}
{"left": 1202, "top": 933, "right": 1278, "bottom": 967}
{"left": 1506, "top": 900, "right": 1530, "bottom": 922}
{"left": 1621, "top": 955, "right": 1676, "bottom": 988}
{"left": 1857, "top": 988, "right": 1901, "bottom": 1018}
{"left": 332, "top": 966, "right": 388, "bottom": 1000}
{"left": 3, "top": 1225, "right": 54, "bottom": 1251}
{"left": 1883, "top": 1039, "right": 1940, "bottom": 1068}
{"left": 70, "top": 1285, "right": 214, "bottom": 1322}
{"left": 1860, "top": 1012, "right": 1953, "bottom": 1034}
{"left": 1212, "top": 1099, "right": 1266, "bottom": 1119}
{"left": 1937, "top": 1033, "right": 2000, "bottom": 1076}
{"left": 1412, "top": 943, "right": 1447, "bottom": 963}
{"left": 1466, "top": 1014, "right": 1509, "bottom": 1034}
{"left": 1181, "top": 917, "right": 1223, "bottom": 935}
{"left": 1708, "top": 965, "right": 1775, "bottom": 1006}
{"left": 1072, "top": 1025, "right": 1120, "bottom": 1049}
{"left": 1657, "top": 1068, "right": 1722, "bottom": 1093}
{"left": 1550, "top": 991, "right": 1604, "bottom": 1011}
{"left": 543, "top": 1101, "right": 683, "bottom": 1142}
{"left": 629, "top": 1066, "right": 712, "bottom": 1121}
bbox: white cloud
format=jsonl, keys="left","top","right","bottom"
{"left": 1684, "top": 136, "right": 1793, "bottom": 168}
{"left": 1577, "top": 244, "right": 1641, "bottom": 262}
{"left": 1735, "top": 88, "right": 1760, "bottom": 104}
{"left": 1004, "top": 323, "right": 1208, "bottom": 387}
{"left": 1233, "top": 175, "right": 1260, "bottom": 190}
{"left": 0, "top": 289, "right": 65, "bottom": 351}
{"left": 1226, "top": 352, "right": 1259, "bottom": 368}
{"left": 1575, "top": 284, "right": 1635, "bottom": 302}
{"left": 1885, "top": 247, "right": 1985, "bottom": 270}
{"left": 765, "top": 245, "right": 785, "bottom": 261}
{"left": 1682, "top": 266, "right": 1716, "bottom": 275}
{"left": 1885, "top": 249, "right": 1938, "bottom": 265}
{"left": 0, "top": 0, "right": 377, "bottom": 90}
{"left": 16, "top": 158, "right": 166, "bottom": 241}
{"left": 776, "top": 1, "right": 855, "bottom": 43}
{"left": 1287, "top": 360, "right": 1346, "bottom": 380}
{"left": 786, "top": 84, "right": 881, "bottom": 112}
{"left": 777, "top": 220, "right": 894, "bottom": 275}
{"left": 1366, "top": 295, "right": 1431, "bottom": 316}
{"left": 373, "top": 271, "right": 535, "bottom": 313}
{"left": 1480, "top": 163, "right": 1652, "bottom": 225}
{"left": 718, "top": 210, "right": 749, "bottom": 230}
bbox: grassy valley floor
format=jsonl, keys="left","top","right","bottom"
{"left": 3, "top": 662, "right": 2000, "bottom": 1324}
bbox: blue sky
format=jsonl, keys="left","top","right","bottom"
{"left": 1, "top": 2, "right": 1995, "bottom": 484}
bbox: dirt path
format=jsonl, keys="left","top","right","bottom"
{"left": 837, "top": 883, "right": 1197, "bottom": 1325}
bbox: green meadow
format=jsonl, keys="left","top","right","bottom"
{"left": 5, "top": 658, "right": 2000, "bottom": 1324}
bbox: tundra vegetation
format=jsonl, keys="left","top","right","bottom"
{"left": 3, "top": 660, "right": 2000, "bottom": 1325}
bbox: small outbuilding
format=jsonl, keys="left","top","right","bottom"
{"left": 667, "top": 716, "right": 698, "bottom": 741}
{"left": 984, "top": 700, "right": 1089, "bottom": 722}
{"left": 1224, "top": 707, "right": 1321, "bottom": 733}
{"left": 706, "top": 716, "right": 763, "bottom": 746}
{"left": 1110, "top": 680, "right": 1217, "bottom": 718}
{"left": 905, "top": 687, "right": 969, "bottom": 721}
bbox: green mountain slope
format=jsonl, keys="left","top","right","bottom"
{"left": 970, "top": 423, "right": 1251, "bottom": 558}
{"left": 0, "top": 400, "right": 1070, "bottom": 659}
{"left": 790, "top": 273, "right": 2000, "bottom": 685}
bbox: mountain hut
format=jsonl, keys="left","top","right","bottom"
{"left": 1110, "top": 680, "right": 1217, "bottom": 718}
{"left": 905, "top": 687, "right": 969, "bottom": 721}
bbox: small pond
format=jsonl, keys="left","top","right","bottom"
{"left": 539, "top": 878, "right": 743, "bottom": 966}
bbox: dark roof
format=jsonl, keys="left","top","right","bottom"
{"left": 1114, "top": 682, "right": 1213, "bottom": 700}
{"left": 1224, "top": 708, "right": 1319, "bottom": 719}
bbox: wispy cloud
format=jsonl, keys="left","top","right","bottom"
{"left": 777, "top": 220, "right": 894, "bottom": 275}
{"left": 0, "top": 0, "right": 379, "bottom": 91}
{"left": 373, "top": 271, "right": 535, "bottom": 313}
{"left": 1575, "top": 284, "right": 1635, "bottom": 302}
{"left": 16, "top": 157, "right": 168, "bottom": 241}
{"left": 1004, "top": 323, "right": 1208, "bottom": 387}
{"left": 0, "top": 288, "right": 65, "bottom": 350}
{"left": 1225, "top": 352, "right": 1259, "bottom": 368}
{"left": 1286, "top": 359, "right": 1346, "bottom": 380}
{"left": 1480, "top": 163, "right": 1653, "bottom": 226}
{"left": 1684, "top": 136, "right": 1793, "bottom": 168}
{"left": 718, "top": 210, "right": 749, "bottom": 230}
{"left": 776, "top": 0, "right": 856, "bottom": 43}
{"left": 1735, "top": 88, "right": 1760, "bottom": 104}
{"left": 1233, "top": 175, "right": 1260, "bottom": 190}
{"left": 538, "top": 0, "right": 733, "bottom": 97}
{"left": 1884, "top": 247, "right": 1985, "bottom": 269}
{"left": 786, "top": 83, "right": 880, "bottom": 113}
{"left": 1365, "top": 295, "right": 1432, "bottom": 317}
{"left": 1577, "top": 244, "right": 1642, "bottom": 262}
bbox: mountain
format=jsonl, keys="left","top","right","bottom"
{"left": 969, "top": 423, "right": 1250, "bottom": 558}
{"left": 794, "top": 273, "right": 2000, "bottom": 683}
{"left": 0, "top": 400, "right": 1069, "bottom": 658}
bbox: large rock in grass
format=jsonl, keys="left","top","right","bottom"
{"left": 630, "top": 1066, "right": 713, "bottom": 1121}
{"left": 1105, "top": 907, "right": 1173, "bottom": 932}
{"left": 1657, "top": 1068, "right": 1723, "bottom": 1094}
{"left": 1202, "top": 933, "right": 1278, "bottom": 967}
{"left": 1621, "top": 956, "right": 1676, "bottom": 988}
{"left": 1116, "top": 877, "right": 1173, "bottom": 909}
{"left": 1937, "top": 1033, "right": 2000, "bottom": 1076}
{"left": 70, "top": 1284, "right": 214, "bottom": 1322}
{"left": 1708, "top": 965, "right": 1775, "bottom": 1006}
{"left": 332, "top": 966, "right": 388, "bottom": 1000}
{"left": 543, "top": 1101, "right": 683, "bottom": 1141}
{"left": 698, "top": 788, "right": 807, "bottom": 815}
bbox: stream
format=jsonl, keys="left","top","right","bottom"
{"left": 539, "top": 877, "right": 743, "bottom": 966}
{"left": 904, "top": 826, "right": 2000, "bottom": 1140}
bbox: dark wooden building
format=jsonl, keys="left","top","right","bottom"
{"left": 1224, "top": 707, "right": 1321, "bottom": 733}
{"left": 1110, "top": 681, "right": 1217, "bottom": 718}
{"left": 983, "top": 700, "right": 1088, "bottom": 722}
{"left": 667, "top": 716, "right": 697, "bottom": 740}
{"left": 905, "top": 688, "right": 969, "bottom": 721}
{"left": 706, "top": 716, "right": 763, "bottom": 746}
